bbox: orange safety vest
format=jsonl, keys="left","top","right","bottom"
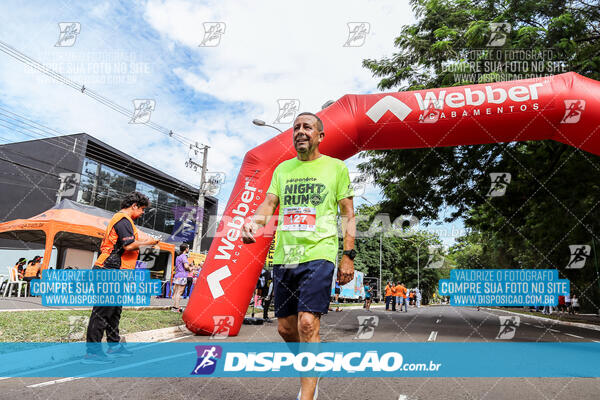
{"left": 24, "top": 262, "right": 41, "bottom": 278}
{"left": 395, "top": 285, "right": 407, "bottom": 298}
{"left": 385, "top": 285, "right": 393, "bottom": 296}
{"left": 95, "top": 212, "right": 139, "bottom": 269}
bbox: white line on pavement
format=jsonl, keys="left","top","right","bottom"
{"left": 435, "top": 319, "right": 441, "bottom": 323}
{"left": 26, "top": 334, "right": 194, "bottom": 388}
{"left": 564, "top": 333, "right": 584, "bottom": 339}
{"left": 28, "top": 377, "right": 82, "bottom": 388}
{"left": 548, "top": 329, "right": 560, "bottom": 333}
{"left": 427, "top": 331, "right": 438, "bottom": 342}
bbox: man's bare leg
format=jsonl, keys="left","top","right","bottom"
{"left": 277, "top": 312, "right": 321, "bottom": 399}
{"left": 298, "top": 311, "right": 320, "bottom": 400}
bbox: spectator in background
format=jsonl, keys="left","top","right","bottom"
{"left": 396, "top": 282, "right": 408, "bottom": 312}
{"left": 14, "top": 258, "right": 26, "bottom": 280}
{"left": 262, "top": 276, "right": 274, "bottom": 322}
{"left": 558, "top": 295, "right": 565, "bottom": 313}
{"left": 415, "top": 288, "right": 422, "bottom": 308}
{"left": 183, "top": 260, "right": 196, "bottom": 298}
{"left": 364, "top": 282, "right": 372, "bottom": 311}
{"left": 333, "top": 279, "right": 342, "bottom": 312}
{"left": 570, "top": 294, "right": 579, "bottom": 314}
{"left": 23, "top": 256, "right": 43, "bottom": 296}
{"left": 172, "top": 244, "right": 191, "bottom": 312}
{"left": 384, "top": 281, "right": 395, "bottom": 311}
{"left": 565, "top": 292, "right": 571, "bottom": 314}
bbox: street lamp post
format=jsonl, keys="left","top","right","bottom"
{"left": 252, "top": 119, "right": 283, "bottom": 133}
{"left": 414, "top": 237, "right": 429, "bottom": 290}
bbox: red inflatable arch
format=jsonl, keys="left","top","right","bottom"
{"left": 183, "top": 72, "right": 599, "bottom": 336}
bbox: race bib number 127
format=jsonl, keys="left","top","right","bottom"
{"left": 281, "top": 207, "right": 316, "bottom": 231}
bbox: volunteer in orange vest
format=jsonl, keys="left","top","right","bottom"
{"left": 23, "top": 255, "right": 42, "bottom": 296}
{"left": 396, "top": 282, "right": 408, "bottom": 312}
{"left": 84, "top": 191, "right": 159, "bottom": 364}
{"left": 385, "top": 281, "right": 396, "bottom": 311}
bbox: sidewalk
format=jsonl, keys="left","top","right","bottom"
{"left": 0, "top": 296, "right": 189, "bottom": 311}
{"left": 491, "top": 307, "right": 600, "bottom": 327}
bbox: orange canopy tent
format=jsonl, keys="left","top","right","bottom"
{"left": 0, "top": 199, "right": 175, "bottom": 272}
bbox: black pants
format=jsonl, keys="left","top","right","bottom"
{"left": 385, "top": 295, "right": 396, "bottom": 311}
{"left": 23, "top": 276, "right": 35, "bottom": 296}
{"left": 86, "top": 266, "right": 122, "bottom": 354}
{"left": 86, "top": 305, "right": 122, "bottom": 354}
{"left": 262, "top": 297, "right": 271, "bottom": 319}
{"left": 183, "top": 277, "right": 194, "bottom": 297}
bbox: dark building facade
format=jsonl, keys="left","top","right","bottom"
{"left": 0, "top": 133, "right": 217, "bottom": 250}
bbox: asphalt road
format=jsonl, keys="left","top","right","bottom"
{"left": 3, "top": 305, "right": 600, "bottom": 400}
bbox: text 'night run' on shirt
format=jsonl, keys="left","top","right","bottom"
{"left": 267, "top": 155, "right": 354, "bottom": 266}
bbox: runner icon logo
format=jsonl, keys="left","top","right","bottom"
{"left": 191, "top": 345, "right": 222, "bottom": 375}
{"left": 55, "top": 22, "right": 81, "bottom": 47}
{"left": 199, "top": 22, "right": 226, "bottom": 47}
{"left": 419, "top": 102, "right": 442, "bottom": 124}
{"left": 355, "top": 316, "right": 379, "bottom": 339}
{"left": 560, "top": 100, "right": 586, "bottom": 124}
{"left": 487, "top": 172, "right": 511, "bottom": 197}
{"left": 496, "top": 316, "right": 520, "bottom": 339}
{"left": 487, "top": 22, "right": 511, "bottom": 47}
{"left": 130, "top": 99, "right": 155, "bottom": 124}
{"left": 273, "top": 99, "right": 300, "bottom": 124}
{"left": 343, "top": 22, "right": 370, "bottom": 47}
{"left": 283, "top": 245, "right": 305, "bottom": 268}
{"left": 211, "top": 316, "right": 234, "bottom": 339}
{"left": 566, "top": 244, "right": 591, "bottom": 269}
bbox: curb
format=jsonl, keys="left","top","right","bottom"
{"left": 123, "top": 324, "right": 192, "bottom": 342}
{"left": 0, "top": 306, "right": 173, "bottom": 313}
{"left": 485, "top": 308, "right": 600, "bottom": 332}
{"left": 0, "top": 323, "right": 194, "bottom": 376}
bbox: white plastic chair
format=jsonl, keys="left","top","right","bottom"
{"left": 3, "top": 266, "right": 27, "bottom": 297}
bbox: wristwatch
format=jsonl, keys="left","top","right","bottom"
{"left": 342, "top": 249, "right": 357, "bottom": 260}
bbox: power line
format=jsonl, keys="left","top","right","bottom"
{"left": 0, "top": 39, "right": 203, "bottom": 148}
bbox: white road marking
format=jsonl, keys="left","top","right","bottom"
{"left": 28, "top": 377, "right": 81, "bottom": 388}
{"left": 548, "top": 329, "right": 560, "bottom": 333}
{"left": 435, "top": 319, "right": 441, "bottom": 323}
{"left": 592, "top": 340, "right": 600, "bottom": 343}
{"left": 26, "top": 334, "right": 194, "bottom": 388}
{"left": 534, "top": 325, "right": 545, "bottom": 329}
{"left": 427, "top": 331, "right": 438, "bottom": 342}
{"left": 564, "top": 333, "right": 584, "bottom": 339}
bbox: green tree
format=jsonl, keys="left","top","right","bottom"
{"left": 339, "top": 205, "right": 450, "bottom": 302}
{"left": 360, "top": 0, "right": 600, "bottom": 311}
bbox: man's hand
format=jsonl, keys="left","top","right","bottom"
{"left": 147, "top": 238, "right": 160, "bottom": 246}
{"left": 242, "top": 220, "right": 259, "bottom": 244}
{"left": 337, "top": 255, "right": 354, "bottom": 285}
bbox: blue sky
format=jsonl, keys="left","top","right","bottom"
{"left": 0, "top": 0, "right": 465, "bottom": 247}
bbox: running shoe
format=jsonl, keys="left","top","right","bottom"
{"left": 106, "top": 344, "right": 133, "bottom": 358}
{"left": 81, "top": 353, "right": 113, "bottom": 365}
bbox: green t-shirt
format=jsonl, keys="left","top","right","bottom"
{"left": 267, "top": 155, "right": 354, "bottom": 265}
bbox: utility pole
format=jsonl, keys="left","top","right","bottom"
{"left": 186, "top": 143, "right": 209, "bottom": 253}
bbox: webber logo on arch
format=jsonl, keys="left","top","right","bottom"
{"left": 366, "top": 82, "right": 545, "bottom": 124}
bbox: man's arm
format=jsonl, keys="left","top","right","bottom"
{"left": 242, "top": 193, "right": 279, "bottom": 244}
{"left": 338, "top": 196, "right": 355, "bottom": 285}
{"left": 113, "top": 219, "right": 160, "bottom": 251}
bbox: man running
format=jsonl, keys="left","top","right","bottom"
{"left": 242, "top": 112, "right": 356, "bottom": 400}
{"left": 84, "top": 191, "right": 159, "bottom": 364}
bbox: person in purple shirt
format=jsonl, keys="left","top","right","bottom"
{"left": 172, "top": 244, "right": 191, "bottom": 312}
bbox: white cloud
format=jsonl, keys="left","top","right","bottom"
{"left": 0, "top": 0, "right": 418, "bottom": 221}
